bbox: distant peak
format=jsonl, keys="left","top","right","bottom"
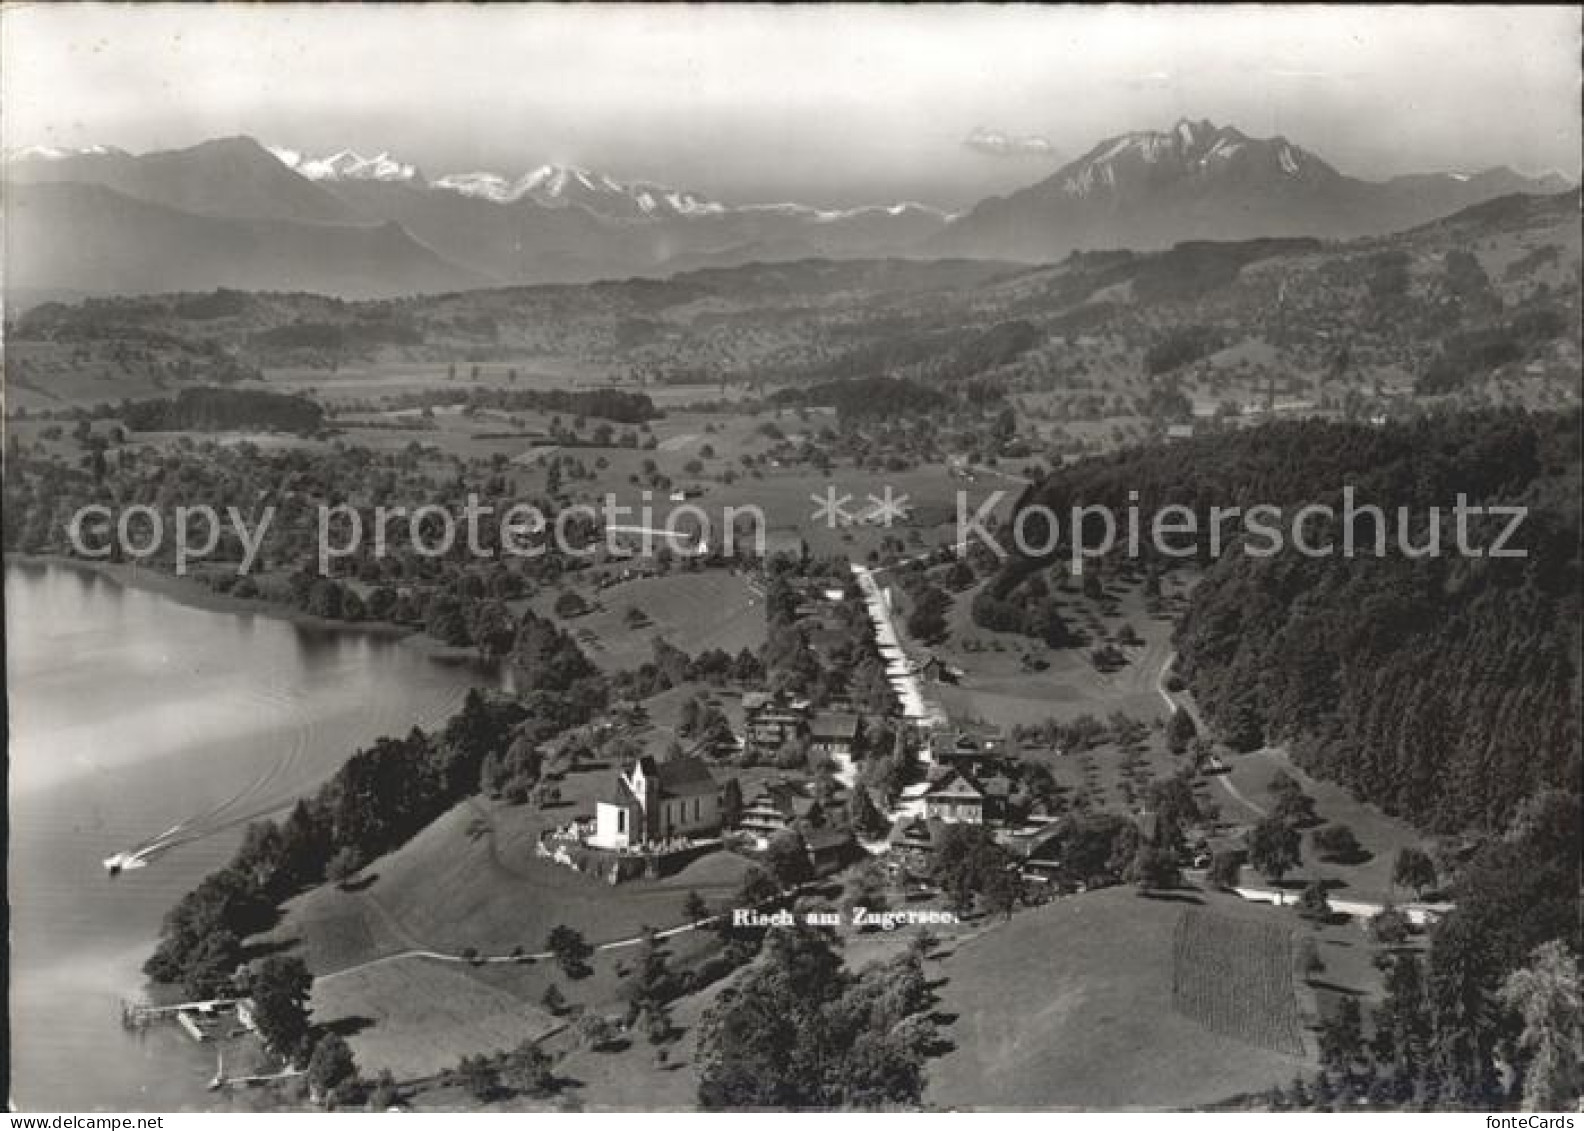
{"left": 270, "top": 145, "right": 423, "bottom": 184}
{"left": 6, "top": 142, "right": 128, "bottom": 162}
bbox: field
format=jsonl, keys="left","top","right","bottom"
{"left": 926, "top": 572, "right": 1189, "bottom": 729}
{"left": 925, "top": 887, "right": 1308, "bottom": 1109}
{"left": 312, "top": 959, "right": 563, "bottom": 1080}
{"left": 532, "top": 571, "right": 765, "bottom": 673}
{"left": 1171, "top": 908, "right": 1306, "bottom": 1057}
{"left": 1216, "top": 747, "right": 1431, "bottom": 906}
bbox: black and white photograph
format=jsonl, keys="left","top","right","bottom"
{"left": 2, "top": 2, "right": 1580, "bottom": 1115}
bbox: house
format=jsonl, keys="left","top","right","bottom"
{"left": 928, "top": 727, "right": 1007, "bottom": 773}
{"left": 809, "top": 712, "right": 860, "bottom": 759}
{"left": 922, "top": 768, "right": 986, "bottom": 825}
{"left": 741, "top": 690, "right": 809, "bottom": 748}
{"left": 804, "top": 826, "right": 860, "bottom": 877}
{"left": 977, "top": 770, "right": 1019, "bottom": 825}
{"left": 889, "top": 815, "right": 948, "bottom": 873}
{"left": 591, "top": 755, "right": 720, "bottom": 850}
{"left": 1007, "top": 823, "right": 1071, "bottom": 887}
{"left": 738, "top": 780, "right": 824, "bottom": 850}
{"left": 917, "top": 654, "right": 964, "bottom": 684}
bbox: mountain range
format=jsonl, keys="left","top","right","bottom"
{"left": 935, "top": 119, "right": 1575, "bottom": 259}
{"left": 4, "top": 121, "right": 1572, "bottom": 300}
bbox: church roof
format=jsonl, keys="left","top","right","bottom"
{"left": 638, "top": 754, "right": 718, "bottom": 798}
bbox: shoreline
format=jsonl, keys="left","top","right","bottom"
{"left": 5, "top": 553, "right": 488, "bottom": 665}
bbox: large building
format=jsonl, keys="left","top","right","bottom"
{"left": 741, "top": 690, "right": 809, "bottom": 749}
{"left": 591, "top": 755, "right": 721, "bottom": 850}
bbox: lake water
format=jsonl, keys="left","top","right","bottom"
{"left": 6, "top": 562, "right": 505, "bottom": 1110}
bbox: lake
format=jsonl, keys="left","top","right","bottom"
{"left": 6, "top": 562, "right": 506, "bottom": 1110}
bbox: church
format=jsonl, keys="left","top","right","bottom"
{"left": 590, "top": 754, "right": 721, "bottom": 850}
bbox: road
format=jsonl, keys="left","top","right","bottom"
{"left": 1156, "top": 650, "right": 1268, "bottom": 818}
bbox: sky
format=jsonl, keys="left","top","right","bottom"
{"left": 2, "top": 4, "right": 1579, "bottom": 208}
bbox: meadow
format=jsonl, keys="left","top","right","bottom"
{"left": 924, "top": 886, "right": 1308, "bottom": 1109}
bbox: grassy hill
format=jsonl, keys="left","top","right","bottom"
{"left": 926, "top": 886, "right": 1308, "bottom": 1109}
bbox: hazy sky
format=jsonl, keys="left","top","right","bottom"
{"left": 3, "top": 4, "right": 1578, "bottom": 208}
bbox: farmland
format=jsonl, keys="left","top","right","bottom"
{"left": 533, "top": 571, "right": 766, "bottom": 674}
{"left": 1171, "top": 908, "right": 1306, "bottom": 1058}
{"left": 925, "top": 887, "right": 1307, "bottom": 1109}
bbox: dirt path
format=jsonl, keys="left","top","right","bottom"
{"left": 1156, "top": 650, "right": 1267, "bottom": 819}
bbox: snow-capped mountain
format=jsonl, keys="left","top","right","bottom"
{"left": 936, "top": 118, "right": 1572, "bottom": 260}
{"left": 1055, "top": 119, "right": 1338, "bottom": 200}
{"left": 431, "top": 164, "right": 726, "bottom": 219}
{"left": 269, "top": 147, "right": 422, "bottom": 184}
{"left": 268, "top": 145, "right": 949, "bottom": 226}
{"left": 6, "top": 136, "right": 360, "bottom": 225}
{"left": 5, "top": 125, "right": 1571, "bottom": 296}
{"left": 5, "top": 143, "right": 130, "bottom": 161}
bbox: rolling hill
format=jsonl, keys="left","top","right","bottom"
{"left": 3, "top": 180, "right": 484, "bottom": 300}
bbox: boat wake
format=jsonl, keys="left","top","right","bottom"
{"left": 103, "top": 681, "right": 471, "bottom": 873}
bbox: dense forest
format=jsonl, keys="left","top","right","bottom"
{"left": 998, "top": 410, "right": 1580, "bottom": 833}
{"left": 378, "top": 385, "right": 661, "bottom": 424}
{"left": 121, "top": 386, "right": 325, "bottom": 433}
{"left": 771, "top": 375, "right": 952, "bottom": 419}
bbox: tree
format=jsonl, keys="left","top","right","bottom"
{"left": 1312, "top": 823, "right": 1365, "bottom": 864}
{"left": 677, "top": 696, "right": 702, "bottom": 737}
{"left": 905, "top": 586, "right": 950, "bottom": 644}
{"left": 720, "top": 777, "right": 743, "bottom": 829}
{"left": 848, "top": 787, "right": 890, "bottom": 840}
{"left": 1319, "top": 996, "right": 1365, "bottom": 1078}
{"left": 1297, "top": 936, "right": 1325, "bottom": 978}
{"left": 1392, "top": 847, "right": 1437, "bottom": 899}
{"left": 250, "top": 956, "right": 313, "bottom": 1060}
{"left": 1130, "top": 845, "right": 1182, "bottom": 892}
{"left": 765, "top": 829, "right": 813, "bottom": 889}
{"left": 1165, "top": 708, "right": 1197, "bottom": 754}
{"left": 1375, "top": 952, "right": 1430, "bottom": 1075}
{"left": 500, "top": 1040, "right": 558, "bottom": 1097}
{"left": 1274, "top": 787, "right": 1319, "bottom": 829}
{"left": 695, "top": 925, "right": 930, "bottom": 1110}
{"left": 307, "top": 1033, "right": 357, "bottom": 1099}
{"left": 575, "top": 1012, "right": 619, "bottom": 1052}
{"left": 1297, "top": 878, "right": 1333, "bottom": 923}
{"left": 931, "top": 824, "right": 1012, "bottom": 913}
{"left": 326, "top": 846, "right": 363, "bottom": 886}
{"left": 1427, "top": 913, "right": 1502, "bottom": 1105}
{"left": 1498, "top": 941, "right": 1583, "bottom": 1112}
{"left": 456, "top": 1053, "right": 500, "bottom": 1101}
{"left": 540, "top": 983, "right": 567, "bottom": 1016}
{"left": 553, "top": 590, "right": 588, "bottom": 618}
{"left": 683, "top": 890, "right": 711, "bottom": 925}
{"left": 839, "top": 859, "right": 889, "bottom": 922}
{"left": 546, "top": 925, "right": 593, "bottom": 979}
{"left": 982, "top": 863, "right": 1021, "bottom": 920}
{"left": 1370, "top": 906, "right": 1413, "bottom": 947}
{"left": 623, "top": 927, "right": 675, "bottom": 1023}
{"left": 368, "top": 1069, "right": 400, "bottom": 1111}
{"left": 1208, "top": 849, "right": 1244, "bottom": 891}
{"left": 1247, "top": 815, "right": 1302, "bottom": 887}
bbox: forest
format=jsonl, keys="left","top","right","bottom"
{"left": 996, "top": 409, "right": 1580, "bottom": 834}
{"left": 120, "top": 386, "right": 325, "bottom": 433}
